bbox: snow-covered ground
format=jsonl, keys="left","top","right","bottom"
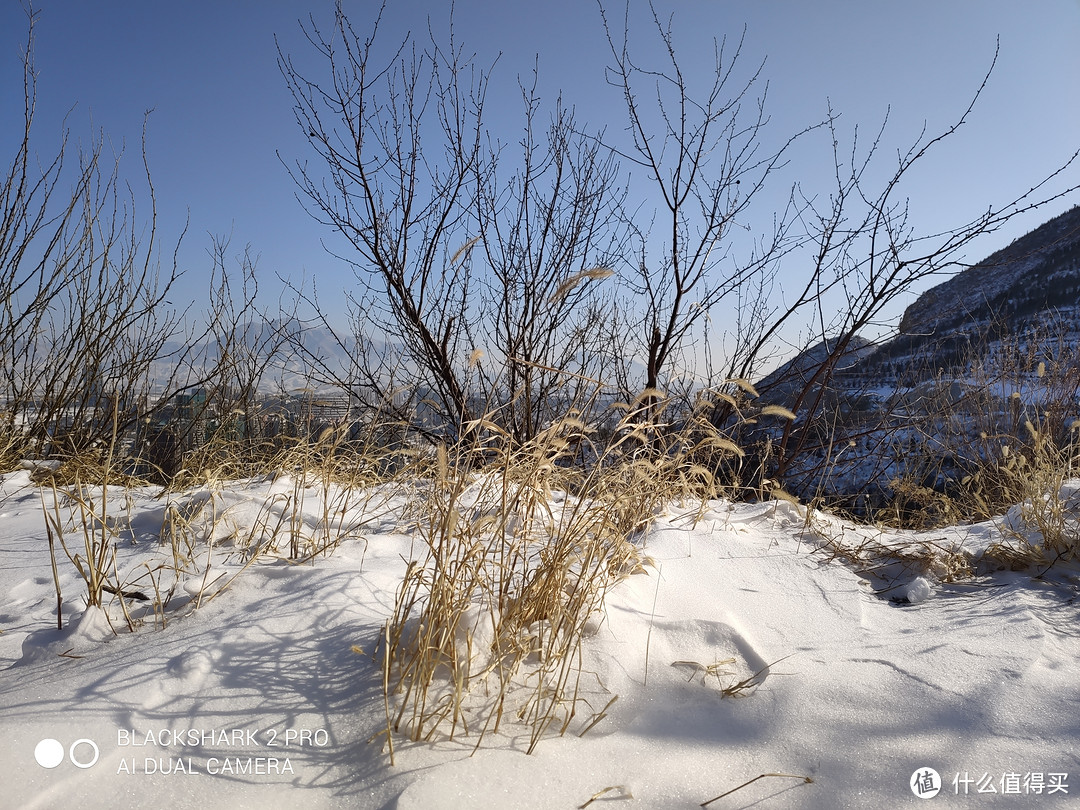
{"left": 2, "top": 467, "right": 1079, "bottom": 808}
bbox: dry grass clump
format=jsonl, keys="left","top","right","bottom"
{"left": 39, "top": 428, "right": 155, "bottom": 633}
{"left": 0, "top": 418, "right": 31, "bottom": 475}
{"left": 879, "top": 474, "right": 967, "bottom": 531}
{"left": 37, "top": 412, "right": 410, "bottom": 635}
{"left": 379, "top": 416, "right": 630, "bottom": 757}
{"left": 861, "top": 337, "right": 1080, "bottom": 574}
{"left": 802, "top": 506, "right": 974, "bottom": 588}
{"left": 976, "top": 418, "right": 1080, "bottom": 568}
{"left": 599, "top": 388, "right": 752, "bottom": 531}
{"left": 156, "top": 416, "right": 412, "bottom": 565}
{"left": 164, "top": 434, "right": 281, "bottom": 492}
{"left": 893, "top": 361, "right": 1080, "bottom": 569}
{"left": 377, "top": 390, "right": 755, "bottom": 758}
{"left": 805, "top": 416, "right": 1080, "bottom": 583}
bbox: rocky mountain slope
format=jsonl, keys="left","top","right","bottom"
{"left": 898, "top": 205, "right": 1080, "bottom": 339}
{"left": 869, "top": 204, "right": 1080, "bottom": 375}
{"left": 757, "top": 205, "right": 1080, "bottom": 401}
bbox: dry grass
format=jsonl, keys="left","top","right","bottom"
{"left": 379, "top": 415, "right": 639, "bottom": 756}
{"left": 830, "top": 333, "right": 1080, "bottom": 575}
{"left": 977, "top": 418, "right": 1080, "bottom": 568}
{"left": 800, "top": 503, "right": 974, "bottom": 589}
{"left": 0, "top": 418, "right": 30, "bottom": 475}
{"left": 32, "top": 370, "right": 1071, "bottom": 759}
{"left": 701, "top": 773, "right": 814, "bottom": 806}
{"left": 24, "top": 363, "right": 1080, "bottom": 765}
{"left": 881, "top": 411, "right": 1080, "bottom": 572}
{"left": 376, "top": 388, "right": 758, "bottom": 756}
{"left": 35, "top": 411, "right": 411, "bottom": 635}
{"left": 23, "top": 381, "right": 766, "bottom": 755}
{"left": 803, "top": 414, "right": 1080, "bottom": 584}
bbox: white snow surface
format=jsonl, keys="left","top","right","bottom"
{"left": 2, "top": 469, "right": 1080, "bottom": 809}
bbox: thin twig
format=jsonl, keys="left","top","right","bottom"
{"left": 701, "top": 772, "right": 813, "bottom": 806}
{"left": 579, "top": 785, "right": 631, "bottom": 808}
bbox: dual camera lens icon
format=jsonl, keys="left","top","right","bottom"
{"left": 35, "top": 738, "right": 100, "bottom": 769}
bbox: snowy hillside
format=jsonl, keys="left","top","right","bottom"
{"left": 2, "top": 469, "right": 1079, "bottom": 808}
{"left": 898, "top": 205, "right": 1080, "bottom": 340}
{"left": 743, "top": 206, "right": 1080, "bottom": 510}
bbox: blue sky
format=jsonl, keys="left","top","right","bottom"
{"left": 2, "top": 0, "right": 1079, "bottom": 340}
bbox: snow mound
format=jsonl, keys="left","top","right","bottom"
{"left": 18, "top": 605, "right": 118, "bottom": 665}
{"left": 181, "top": 568, "right": 231, "bottom": 599}
{"left": 904, "top": 576, "right": 933, "bottom": 604}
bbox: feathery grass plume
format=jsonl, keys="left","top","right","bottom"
{"left": 711, "top": 391, "right": 738, "bottom": 409}
{"left": 449, "top": 236, "right": 482, "bottom": 267}
{"left": 731, "top": 378, "right": 759, "bottom": 398}
{"left": 760, "top": 404, "right": 797, "bottom": 421}
{"left": 548, "top": 267, "right": 615, "bottom": 305}
{"left": 630, "top": 387, "right": 667, "bottom": 409}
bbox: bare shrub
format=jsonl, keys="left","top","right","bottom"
{"left": 278, "top": 6, "right": 624, "bottom": 442}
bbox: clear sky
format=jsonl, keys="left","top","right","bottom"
{"left": 3, "top": 0, "right": 1079, "bottom": 342}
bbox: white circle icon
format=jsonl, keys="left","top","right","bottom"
{"left": 911, "top": 767, "right": 942, "bottom": 798}
{"left": 69, "top": 739, "right": 100, "bottom": 769}
{"left": 34, "top": 739, "right": 65, "bottom": 769}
